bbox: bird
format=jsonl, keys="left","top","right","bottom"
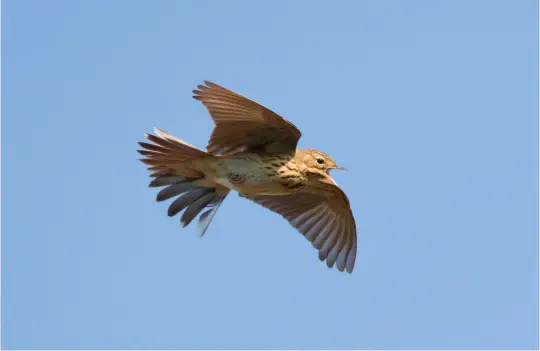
{"left": 137, "top": 81, "right": 357, "bottom": 273}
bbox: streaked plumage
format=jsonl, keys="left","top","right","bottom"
{"left": 138, "top": 81, "right": 358, "bottom": 273}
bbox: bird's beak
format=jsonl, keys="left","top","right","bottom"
{"left": 333, "top": 165, "right": 347, "bottom": 171}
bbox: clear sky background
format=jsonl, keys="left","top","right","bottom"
{"left": 2, "top": 0, "right": 538, "bottom": 349}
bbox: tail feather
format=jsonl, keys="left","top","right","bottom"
{"left": 180, "top": 191, "right": 216, "bottom": 226}
{"left": 151, "top": 174, "right": 228, "bottom": 235}
{"left": 149, "top": 175, "right": 185, "bottom": 188}
{"left": 168, "top": 187, "right": 210, "bottom": 217}
{"left": 157, "top": 182, "right": 197, "bottom": 202}
{"left": 197, "top": 197, "right": 226, "bottom": 237}
{"left": 138, "top": 128, "right": 229, "bottom": 236}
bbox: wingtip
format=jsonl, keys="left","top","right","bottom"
{"left": 345, "top": 262, "right": 355, "bottom": 273}
{"left": 139, "top": 158, "right": 155, "bottom": 165}
{"left": 144, "top": 133, "right": 158, "bottom": 141}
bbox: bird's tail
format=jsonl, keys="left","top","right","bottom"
{"left": 137, "top": 127, "right": 229, "bottom": 236}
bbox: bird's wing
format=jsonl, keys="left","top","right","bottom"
{"left": 192, "top": 81, "right": 302, "bottom": 155}
{"left": 241, "top": 186, "right": 357, "bottom": 273}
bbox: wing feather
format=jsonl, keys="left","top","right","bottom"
{"left": 193, "top": 81, "right": 302, "bottom": 155}
{"left": 242, "top": 186, "right": 357, "bottom": 273}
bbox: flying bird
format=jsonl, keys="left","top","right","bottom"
{"left": 137, "top": 81, "right": 357, "bottom": 272}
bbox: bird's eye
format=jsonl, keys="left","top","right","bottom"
{"left": 316, "top": 158, "right": 325, "bottom": 164}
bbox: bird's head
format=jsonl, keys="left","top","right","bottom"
{"left": 298, "top": 149, "right": 347, "bottom": 177}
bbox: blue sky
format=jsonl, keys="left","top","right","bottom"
{"left": 2, "top": 0, "right": 538, "bottom": 349}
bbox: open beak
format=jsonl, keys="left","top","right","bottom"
{"left": 326, "top": 165, "right": 347, "bottom": 175}
{"left": 333, "top": 165, "right": 347, "bottom": 171}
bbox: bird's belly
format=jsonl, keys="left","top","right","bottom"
{"left": 211, "top": 155, "right": 305, "bottom": 195}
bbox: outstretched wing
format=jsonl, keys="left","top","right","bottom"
{"left": 241, "top": 186, "right": 357, "bottom": 273}
{"left": 193, "top": 81, "right": 302, "bottom": 155}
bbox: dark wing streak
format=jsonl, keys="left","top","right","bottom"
{"left": 312, "top": 212, "right": 338, "bottom": 249}
{"left": 319, "top": 218, "right": 343, "bottom": 263}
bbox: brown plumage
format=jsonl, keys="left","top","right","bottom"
{"left": 137, "top": 81, "right": 357, "bottom": 273}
